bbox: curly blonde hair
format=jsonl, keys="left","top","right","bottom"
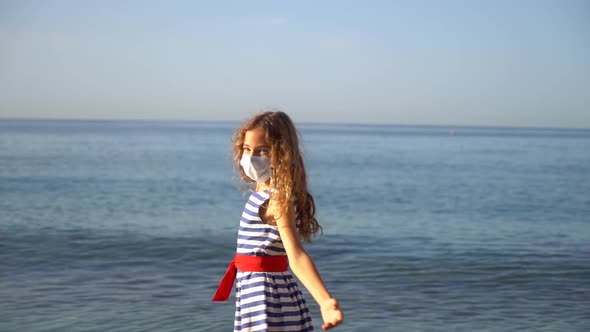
{"left": 231, "top": 111, "right": 321, "bottom": 242}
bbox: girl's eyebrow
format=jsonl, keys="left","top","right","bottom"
{"left": 243, "top": 144, "right": 269, "bottom": 149}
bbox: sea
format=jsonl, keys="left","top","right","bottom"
{"left": 1, "top": 119, "right": 589, "bottom": 332}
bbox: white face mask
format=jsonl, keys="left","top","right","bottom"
{"left": 240, "top": 155, "right": 271, "bottom": 183}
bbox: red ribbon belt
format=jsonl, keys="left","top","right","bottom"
{"left": 211, "top": 254, "right": 289, "bottom": 302}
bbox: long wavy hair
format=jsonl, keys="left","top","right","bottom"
{"left": 231, "top": 111, "right": 321, "bottom": 242}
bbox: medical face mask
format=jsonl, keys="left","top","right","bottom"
{"left": 240, "top": 155, "right": 271, "bottom": 183}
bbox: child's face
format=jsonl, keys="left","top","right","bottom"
{"left": 243, "top": 128, "right": 270, "bottom": 158}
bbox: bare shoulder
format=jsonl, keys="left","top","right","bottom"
{"left": 261, "top": 198, "right": 296, "bottom": 228}
{"left": 258, "top": 197, "right": 292, "bottom": 227}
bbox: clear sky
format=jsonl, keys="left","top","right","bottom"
{"left": 1, "top": 0, "right": 589, "bottom": 128}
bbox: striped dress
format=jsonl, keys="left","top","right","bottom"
{"left": 234, "top": 190, "right": 314, "bottom": 332}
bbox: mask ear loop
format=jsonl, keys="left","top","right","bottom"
{"left": 268, "top": 167, "right": 276, "bottom": 194}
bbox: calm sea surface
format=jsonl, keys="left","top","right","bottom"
{"left": 1, "top": 119, "right": 589, "bottom": 332}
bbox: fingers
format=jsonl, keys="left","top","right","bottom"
{"left": 322, "top": 317, "right": 341, "bottom": 330}
{"left": 322, "top": 313, "right": 342, "bottom": 330}
{"left": 320, "top": 297, "right": 343, "bottom": 330}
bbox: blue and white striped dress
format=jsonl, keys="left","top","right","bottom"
{"left": 234, "top": 190, "right": 314, "bottom": 332}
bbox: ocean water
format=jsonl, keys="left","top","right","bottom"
{"left": 1, "top": 119, "right": 589, "bottom": 332}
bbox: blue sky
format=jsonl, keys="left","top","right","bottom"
{"left": 1, "top": 0, "right": 589, "bottom": 127}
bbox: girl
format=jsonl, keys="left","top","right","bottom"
{"left": 212, "top": 111, "right": 343, "bottom": 331}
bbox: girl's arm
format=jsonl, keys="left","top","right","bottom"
{"left": 267, "top": 200, "right": 343, "bottom": 330}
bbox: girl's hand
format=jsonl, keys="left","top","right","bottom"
{"left": 320, "top": 298, "right": 343, "bottom": 330}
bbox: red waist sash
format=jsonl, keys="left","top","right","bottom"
{"left": 211, "top": 254, "right": 289, "bottom": 302}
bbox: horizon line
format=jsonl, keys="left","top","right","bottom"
{"left": 0, "top": 116, "right": 589, "bottom": 131}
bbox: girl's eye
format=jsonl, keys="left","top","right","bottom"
{"left": 243, "top": 147, "right": 251, "bottom": 152}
